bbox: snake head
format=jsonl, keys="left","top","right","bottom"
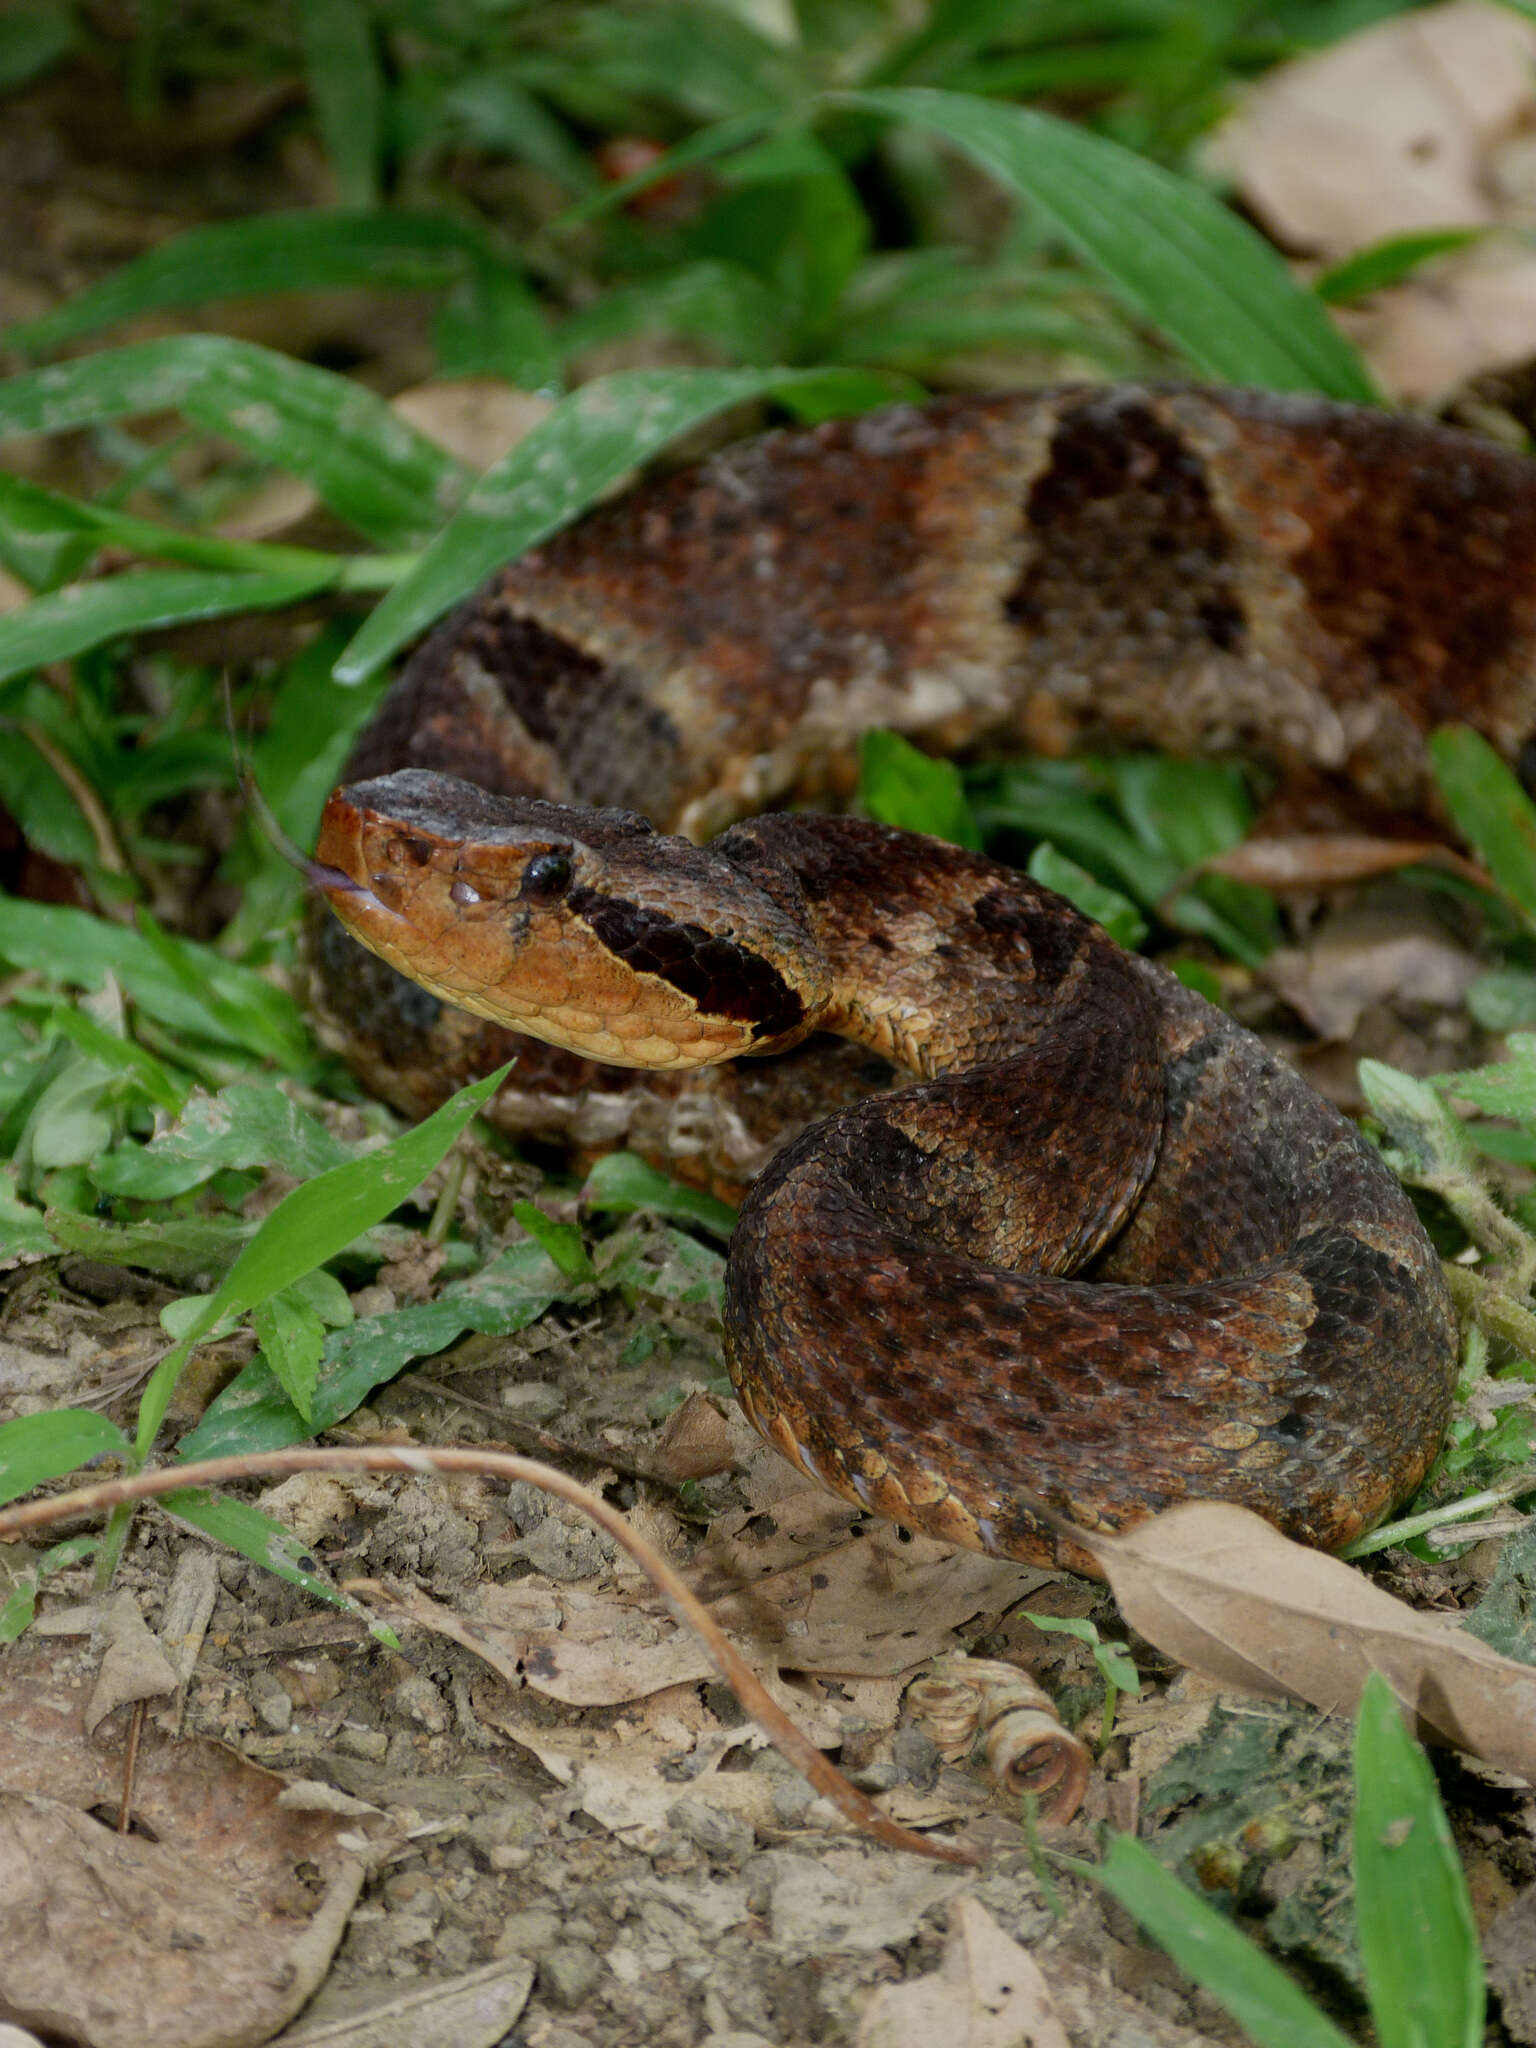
{"left": 314, "top": 770, "right": 825, "bottom": 1070}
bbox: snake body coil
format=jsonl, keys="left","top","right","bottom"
{"left": 312, "top": 385, "right": 1494, "bottom": 1563}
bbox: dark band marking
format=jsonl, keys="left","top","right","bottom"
{"left": 973, "top": 888, "right": 1084, "bottom": 989}
{"left": 1160, "top": 1032, "right": 1230, "bottom": 1125}
{"left": 1007, "top": 397, "right": 1248, "bottom": 660}
{"left": 569, "top": 886, "right": 805, "bottom": 1040}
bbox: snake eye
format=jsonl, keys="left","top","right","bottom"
{"left": 520, "top": 851, "right": 573, "bottom": 902}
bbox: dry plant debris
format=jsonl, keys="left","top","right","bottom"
{"left": 1211, "top": 0, "right": 1536, "bottom": 395}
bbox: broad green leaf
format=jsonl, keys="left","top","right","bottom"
{"left": 24, "top": 1058, "right": 115, "bottom": 1172}
{"left": 1027, "top": 844, "right": 1147, "bottom": 949}
{"left": 181, "top": 1240, "right": 569, "bottom": 1458}
{"left": 91, "top": 1081, "right": 352, "bottom": 1200}
{"left": 1353, "top": 1673, "right": 1483, "bottom": 2048}
{"left": 0, "top": 1172, "right": 55, "bottom": 1259}
{"left": 433, "top": 256, "right": 558, "bottom": 387}
{"left": 0, "top": 567, "right": 336, "bottom": 687}
{"left": 1110, "top": 756, "right": 1252, "bottom": 870}
{"left": 513, "top": 1200, "right": 595, "bottom": 1284}
{"left": 843, "top": 89, "right": 1375, "bottom": 400}
{"left": 334, "top": 365, "right": 895, "bottom": 682}
{"left": 582, "top": 1151, "right": 737, "bottom": 1238}
{"left": 0, "top": 1409, "right": 130, "bottom": 1508}
{"left": 40, "top": 1209, "right": 253, "bottom": 1283}
{"left": 695, "top": 131, "right": 868, "bottom": 335}
{"left": 857, "top": 729, "right": 982, "bottom": 849}
{"left": 0, "top": 467, "right": 335, "bottom": 587}
{"left": 1429, "top": 724, "right": 1536, "bottom": 932}
{"left": 0, "top": 2, "right": 74, "bottom": 91}
{"left": 1076, "top": 1832, "right": 1354, "bottom": 2048}
{"left": 1466, "top": 969, "right": 1536, "bottom": 1033}
{"left": 252, "top": 1288, "right": 328, "bottom": 1423}
{"left": 43, "top": 1007, "right": 187, "bottom": 1117}
{"left": 0, "top": 336, "right": 468, "bottom": 549}
{"left": 299, "top": 0, "right": 384, "bottom": 211}
{"left": 1359, "top": 1059, "right": 1478, "bottom": 1181}
{"left": 1024, "top": 1611, "right": 1140, "bottom": 1694}
{"left": 972, "top": 758, "right": 1274, "bottom": 962}
{"left": 1429, "top": 1036, "right": 1536, "bottom": 1123}
{"left": 136, "top": 1064, "right": 513, "bottom": 1453}
{"left": 568, "top": 1, "right": 803, "bottom": 122}
{"left": 439, "top": 71, "right": 597, "bottom": 193}
{"left": 558, "top": 261, "right": 782, "bottom": 367}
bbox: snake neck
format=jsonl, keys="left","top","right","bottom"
{"left": 717, "top": 812, "right": 1158, "bottom": 1083}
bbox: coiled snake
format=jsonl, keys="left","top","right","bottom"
{"left": 312, "top": 385, "right": 1497, "bottom": 1567}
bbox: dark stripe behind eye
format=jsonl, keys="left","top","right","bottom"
{"left": 569, "top": 887, "right": 804, "bottom": 1039}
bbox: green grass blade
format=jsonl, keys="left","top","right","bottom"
{"left": 333, "top": 364, "right": 892, "bottom": 682}
{"left": 0, "top": 1409, "right": 131, "bottom": 1508}
{"left": 842, "top": 88, "right": 1375, "bottom": 399}
{"left": 0, "top": 1535, "right": 96, "bottom": 1644}
{"left": 1429, "top": 724, "right": 1536, "bottom": 931}
{"left": 0, "top": 567, "right": 336, "bottom": 685}
{"left": 0, "top": 898, "right": 311, "bottom": 1063}
{"left": 1353, "top": 1673, "right": 1484, "bottom": 2048}
{"left": 0, "top": 336, "right": 469, "bottom": 549}
{"left": 1080, "top": 1833, "right": 1355, "bottom": 2048}
{"left": 135, "top": 1063, "right": 512, "bottom": 1455}
{"left": 1316, "top": 228, "right": 1486, "bottom": 305}
{"left": 299, "top": 0, "right": 384, "bottom": 211}
{"left": 0, "top": 468, "right": 334, "bottom": 587}
{"left": 159, "top": 1488, "right": 375, "bottom": 1617}
{"left": 3, "top": 215, "right": 501, "bottom": 356}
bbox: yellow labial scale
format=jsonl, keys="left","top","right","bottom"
{"left": 547, "top": 1005, "right": 603, "bottom": 1037}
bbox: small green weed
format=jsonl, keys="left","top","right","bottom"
{"left": 1068, "top": 1673, "right": 1482, "bottom": 2048}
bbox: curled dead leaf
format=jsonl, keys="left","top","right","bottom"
{"left": 905, "top": 1655, "right": 1090, "bottom": 1823}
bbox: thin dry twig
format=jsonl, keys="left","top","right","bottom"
{"left": 0, "top": 1446, "right": 982, "bottom": 1867}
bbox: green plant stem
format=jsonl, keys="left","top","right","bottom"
{"left": 426, "top": 1149, "right": 467, "bottom": 1246}
{"left": 1340, "top": 1468, "right": 1536, "bottom": 1558}
{"left": 1419, "top": 1180, "right": 1536, "bottom": 1300}
{"left": 1442, "top": 1260, "right": 1536, "bottom": 1356}
{"left": 1099, "top": 1682, "right": 1119, "bottom": 1751}
{"left": 92, "top": 1497, "right": 138, "bottom": 1592}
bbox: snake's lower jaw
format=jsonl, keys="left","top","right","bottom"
{"left": 314, "top": 791, "right": 772, "bottom": 1072}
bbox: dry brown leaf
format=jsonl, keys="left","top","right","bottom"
{"left": 1208, "top": 0, "right": 1536, "bottom": 397}
{"left": 85, "top": 1590, "right": 179, "bottom": 1733}
{"left": 0, "top": 1634, "right": 376, "bottom": 2048}
{"left": 1205, "top": 834, "right": 1485, "bottom": 892}
{"left": 1078, "top": 1501, "right": 1536, "bottom": 1780}
{"left": 274, "top": 1956, "right": 535, "bottom": 2047}
{"left": 653, "top": 1387, "right": 736, "bottom": 1479}
{"left": 355, "top": 1516, "right": 1043, "bottom": 1707}
{"left": 1211, "top": 0, "right": 1534, "bottom": 252}
{"left": 857, "top": 1897, "right": 1070, "bottom": 2048}
{"left": 1262, "top": 906, "right": 1478, "bottom": 1040}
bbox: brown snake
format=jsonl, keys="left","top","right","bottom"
{"left": 310, "top": 384, "right": 1496, "bottom": 1568}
